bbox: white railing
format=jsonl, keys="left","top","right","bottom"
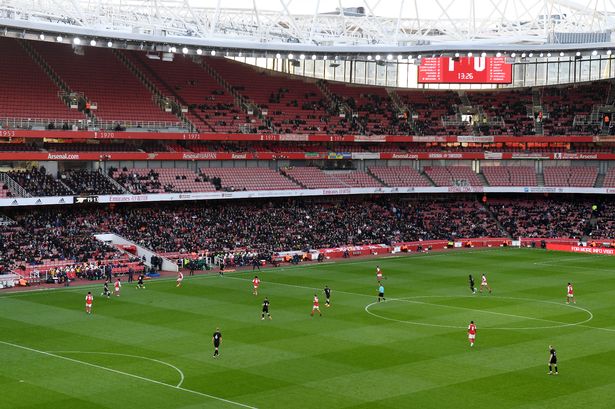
{"left": 92, "top": 119, "right": 190, "bottom": 131}
{"left": 0, "top": 172, "right": 30, "bottom": 198}
{"left": 0, "top": 117, "right": 191, "bottom": 132}
{"left": 0, "top": 117, "right": 88, "bottom": 130}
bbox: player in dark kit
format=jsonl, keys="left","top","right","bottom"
{"left": 213, "top": 328, "right": 222, "bottom": 358}
{"left": 136, "top": 274, "right": 145, "bottom": 289}
{"left": 261, "top": 297, "right": 272, "bottom": 320}
{"left": 548, "top": 345, "right": 558, "bottom": 375}
{"left": 101, "top": 280, "right": 111, "bottom": 298}
{"left": 469, "top": 274, "right": 476, "bottom": 294}
{"left": 324, "top": 285, "right": 331, "bottom": 307}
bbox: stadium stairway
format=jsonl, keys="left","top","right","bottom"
{"left": 386, "top": 89, "right": 409, "bottom": 117}
{"left": 200, "top": 58, "right": 253, "bottom": 114}
{"left": 18, "top": 40, "right": 82, "bottom": 112}
{"left": 113, "top": 50, "right": 197, "bottom": 131}
{"left": 94, "top": 233, "right": 178, "bottom": 272}
{"left": 126, "top": 51, "right": 218, "bottom": 133}
{"left": 316, "top": 80, "right": 352, "bottom": 117}
{"left": 594, "top": 173, "right": 605, "bottom": 188}
{"left": 0, "top": 173, "right": 28, "bottom": 197}
{"left": 422, "top": 170, "right": 437, "bottom": 186}
{"left": 536, "top": 172, "right": 545, "bottom": 187}
{"left": 477, "top": 173, "right": 490, "bottom": 186}
{"left": 482, "top": 201, "right": 510, "bottom": 238}
{"left": 279, "top": 169, "right": 308, "bottom": 189}
{"left": 367, "top": 168, "right": 388, "bottom": 186}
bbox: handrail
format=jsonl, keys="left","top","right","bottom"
{"left": 0, "top": 117, "right": 188, "bottom": 131}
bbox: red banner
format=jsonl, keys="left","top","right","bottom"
{"left": 547, "top": 243, "right": 615, "bottom": 255}
{"left": 0, "top": 129, "right": 599, "bottom": 143}
{"left": 3, "top": 151, "right": 615, "bottom": 161}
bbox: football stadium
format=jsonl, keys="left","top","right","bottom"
{"left": 1, "top": 1, "right": 615, "bottom": 408}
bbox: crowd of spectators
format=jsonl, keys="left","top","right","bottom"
{"left": 111, "top": 168, "right": 173, "bottom": 194}
{"left": 487, "top": 198, "right": 609, "bottom": 239}
{"left": 7, "top": 167, "right": 73, "bottom": 197}
{"left": 0, "top": 209, "right": 122, "bottom": 273}
{"left": 61, "top": 169, "right": 125, "bottom": 195}
{"left": 2, "top": 197, "right": 615, "bottom": 275}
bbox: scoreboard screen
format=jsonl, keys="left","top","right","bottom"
{"left": 418, "top": 56, "right": 512, "bottom": 84}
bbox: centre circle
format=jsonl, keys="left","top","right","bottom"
{"left": 364, "top": 295, "right": 593, "bottom": 330}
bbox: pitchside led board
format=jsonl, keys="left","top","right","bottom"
{"left": 418, "top": 56, "right": 513, "bottom": 84}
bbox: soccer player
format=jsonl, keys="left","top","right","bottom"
{"left": 101, "top": 280, "right": 111, "bottom": 298}
{"left": 136, "top": 274, "right": 145, "bottom": 289}
{"left": 114, "top": 278, "right": 121, "bottom": 296}
{"left": 378, "top": 284, "right": 386, "bottom": 302}
{"left": 85, "top": 291, "right": 93, "bottom": 314}
{"left": 261, "top": 297, "right": 272, "bottom": 320}
{"left": 252, "top": 275, "right": 260, "bottom": 296}
{"left": 566, "top": 282, "right": 576, "bottom": 304}
{"left": 479, "top": 273, "right": 492, "bottom": 293}
{"left": 469, "top": 274, "right": 476, "bottom": 294}
{"left": 176, "top": 271, "right": 184, "bottom": 287}
{"left": 548, "top": 345, "right": 558, "bottom": 375}
{"left": 468, "top": 321, "right": 477, "bottom": 347}
{"left": 212, "top": 328, "right": 222, "bottom": 358}
{"left": 324, "top": 285, "right": 331, "bottom": 307}
{"left": 311, "top": 294, "right": 322, "bottom": 317}
{"left": 376, "top": 265, "right": 383, "bottom": 282}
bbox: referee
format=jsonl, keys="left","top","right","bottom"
{"left": 213, "top": 328, "right": 222, "bottom": 358}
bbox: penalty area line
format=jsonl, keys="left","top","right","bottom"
{"left": 0, "top": 340, "right": 258, "bottom": 409}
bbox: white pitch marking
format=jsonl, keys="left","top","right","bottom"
{"left": 364, "top": 295, "right": 594, "bottom": 330}
{"left": 0, "top": 247, "right": 507, "bottom": 298}
{"left": 0, "top": 340, "right": 257, "bottom": 409}
{"left": 227, "top": 277, "right": 615, "bottom": 333}
{"left": 49, "top": 351, "right": 185, "bottom": 387}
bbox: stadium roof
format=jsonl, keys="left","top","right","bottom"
{"left": 1, "top": 0, "right": 615, "bottom": 54}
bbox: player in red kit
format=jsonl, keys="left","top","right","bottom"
{"left": 376, "top": 265, "right": 383, "bottom": 282}
{"left": 479, "top": 273, "right": 492, "bottom": 293}
{"left": 566, "top": 282, "right": 576, "bottom": 304}
{"left": 114, "top": 278, "right": 121, "bottom": 297}
{"left": 176, "top": 271, "right": 184, "bottom": 287}
{"left": 468, "top": 321, "right": 477, "bottom": 347}
{"left": 85, "top": 291, "right": 93, "bottom": 314}
{"left": 252, "top": 276, "right": 260, "bottom": 295}
{"left": 310, "top": 294, "right": 322, "bottom": 317}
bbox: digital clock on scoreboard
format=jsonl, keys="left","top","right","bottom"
{"left": 418, "top": 56, "right": 512, "bottom": 84}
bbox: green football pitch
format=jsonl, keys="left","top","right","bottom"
{"left": 2, "top": 248, "right": 615, "bottom": 409}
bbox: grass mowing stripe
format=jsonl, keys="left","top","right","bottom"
{"left": 226, "top": 275, "right": 615, "bottom": 334}
{"left": 0, "top": 247, "right": 516, "bottom": 299}
{"left": 3, "top": 248, "right": 615, "bottom": 408}
{"left": 0, "top": 340, "right": 258, "bottom": 409}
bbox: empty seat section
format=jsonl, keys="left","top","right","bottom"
{"left": 126, "top": 52, "right": 243, "bottom": 132}
{"left": 424, "top": 166, "right": 483, "bottom": 186}
{"left": 0, "top": 38, "right": 85, "bottom": 121}
{"left": 33, "top": 43, "right": 179, "bottom": 123}
{"left": 543, "top": 167, "right": 597, "bottom": 187}
{"left": 282, "top": 167, "right": 350, "bottom": 189}
{"left": 482, "top": 166, "right": 537, "bottom": 186}
{"left": 369, "top": 166, "right": 432, "bottom": 187}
